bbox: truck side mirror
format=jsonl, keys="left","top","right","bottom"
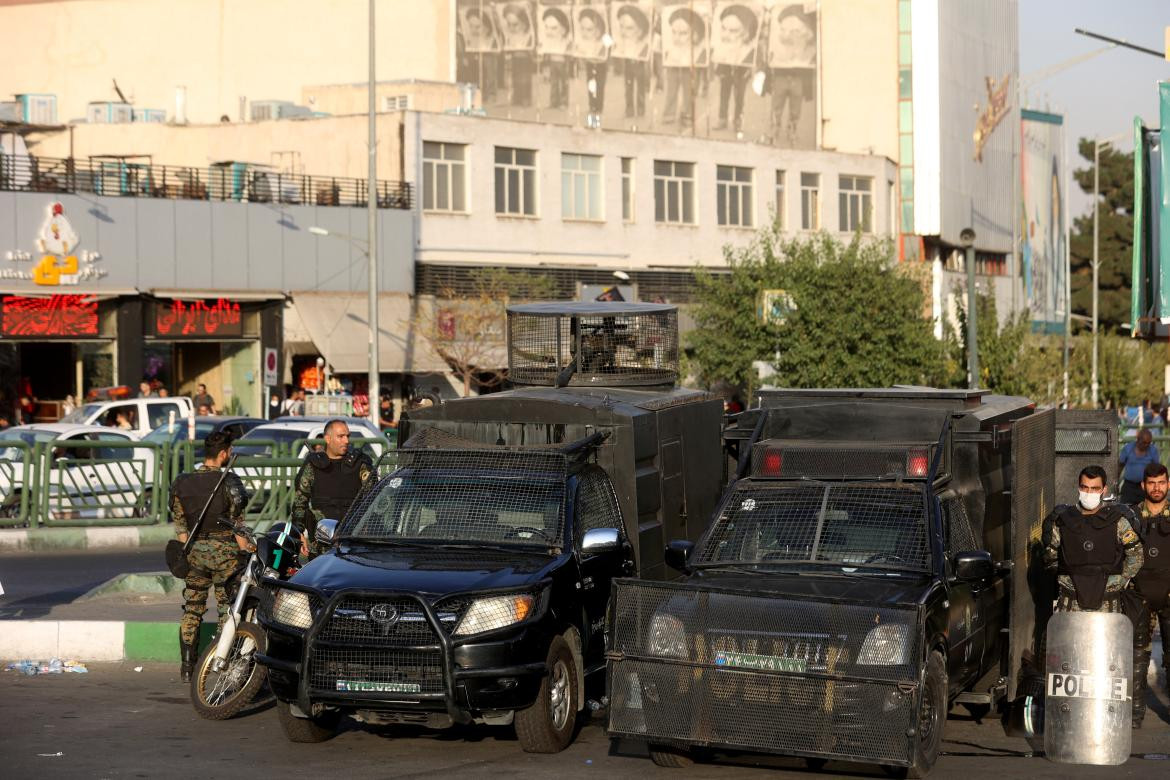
{"left": 315, "top": 518, "right": 339, "bottom": 547}
{"left": 581, "top": 527, "right": 620, "bottom": 554}
{"left": 664, "top": 540, "right": 695, "bottom": 573}
{"left": 952, "top": 550, "right": 995, "bottom": 581}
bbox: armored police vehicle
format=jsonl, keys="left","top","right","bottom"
{"left": 256, "top": 303, "right": 725, "bottom": 751}
{"left": 606, "top": 388, "right": 1113, "bottom": 776}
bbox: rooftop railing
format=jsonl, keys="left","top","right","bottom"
{"left": 0, "top": 153, "right": 412, "bottom": 209}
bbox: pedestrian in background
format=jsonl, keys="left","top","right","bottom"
{"left": 169, "top": 432, "right": 250, "bottom": 682}
{"left": 192, "top": 383, "right": 216, "bottom": 415}
{"left": 268, "top": 391, "right": 282, "bottom": 420}
{"left": 1120, "top": 429, "right": 1160, "bottom": 505}
{"left": 138, "top": 381, "right": 156, "bottom": 398}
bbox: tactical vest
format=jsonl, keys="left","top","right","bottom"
{"left": 172, "top": 469, "right": 232, "bottom": 541}
{"left": 310, "top": 453, "right": 363, "bottom": 521}
{"left": 1056, "top": 505, "right": 1125, "bottom": 611}
{"left": 1134, "top": 513, "right": 1170, "bottom": 611}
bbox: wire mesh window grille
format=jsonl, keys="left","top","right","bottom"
{"left": 422, "top": 141, "right": 467, "bottom": 212}
{"left": 1055, "top": 427, "right": 1110, "bottom": 454}
{"left": 494, "top": 146, "right": 537, "bottom": 216}
{"left": 943, "top": 497, "right": 979, "bottom": 557}
{"left": 696, "top": 483, "right": 930, "bottom": 570}
{"left": 838, "top": 175, "right": 873, "bottom": 233}
{"left": 574, "top": 466, "right": 623, "bottom": 545}
{"left": 416, "top": 263, "right": 708, "bottom": 304}
{"left": 507, "top": 303, "right": 679, "bottom": 387}
{"left": 344, "top": 448, "right": 566, "bottom": 547}
{"left": 716, "top": 165, "right": 754, "bottom": 228}
{"left": 653, "top": 160, "right": 695, "bottom": 224}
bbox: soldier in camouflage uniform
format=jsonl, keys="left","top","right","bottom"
{"left": 1043, "top": 465, "right": 1143, "bottom": 614}
{"left": 1127, "top": 462, "right": 1170, "bottom": 728}
{"left": 291, "top": 419, "right": 376, "bottom": 559}
{"left": 171, "top": 431, "right": 251, "bottom": 682}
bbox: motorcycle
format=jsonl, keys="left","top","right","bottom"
{"left": 190, "top": 520, "right": 305, "bottom": 719}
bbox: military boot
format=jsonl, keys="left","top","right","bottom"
{"left": 1132, "top": 649, "right": 1150, "bottom": 728}
{"left": 180, "top": 633, "right": 197, "bottom": 684}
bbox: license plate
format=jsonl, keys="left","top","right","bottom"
{"left": 336, "top": 680, "right": 421, "bottom": 693}
{"left": 714, "top": 651, "right": 807, "bottom": 673}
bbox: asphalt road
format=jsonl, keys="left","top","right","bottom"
{"left": 1, "top": 664, "right": 1168, "bottom": 780}
{"left": 0, "top": 547, "right": 166, "bottom": 619}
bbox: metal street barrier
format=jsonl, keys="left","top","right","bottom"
{"left": 39, "top": 439, "right": 163, "bottom": 526}
{"left": 0, "top": 440, "right": 36, "bottom": 527}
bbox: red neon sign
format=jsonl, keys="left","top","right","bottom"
{"left": 1, "top": 295, "right": 99, "bottom": 337}
{"left": 154, "top": 298, "right": 243, "bottom": 337}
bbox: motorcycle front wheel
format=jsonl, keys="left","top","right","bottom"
{"left": 190, "top": 621, "right": 267, "bottom": 720}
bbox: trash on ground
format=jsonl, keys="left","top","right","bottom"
{"left": 133, "top": 666, "right": 143, "bottom": 673}
{"left": 5, "top": 658, "right": 88, "bottom": 675}
{"left": 37, "top": 752, "right": 63, "bottom": 757}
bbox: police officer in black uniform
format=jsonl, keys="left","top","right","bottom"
{"left": 291, "top": 419, "right": 376, "bottom": 559}
{"left": 1042, "top": 465, "right": 1143, "bottom": 613}
{"left": 1127, "top": 462, "right": 1170, "bottom": 728}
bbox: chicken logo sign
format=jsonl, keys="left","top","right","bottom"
{"left": 33, "top": 202, "right": 84, "bottom": 286}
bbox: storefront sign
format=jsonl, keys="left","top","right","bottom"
{"left": 263, "top": 347, "right": 278, "bottom": 386}
{"left": 2, "top": 202, "right": 106, "bottom": 286}
{"left": 153, "top": 298, "right": 243, "bottom": 337}
{"left": 1, "top": 294, "right": 100, "bottom": 337}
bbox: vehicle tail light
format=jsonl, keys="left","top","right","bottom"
{"left": 906, "top": 449, "right": 930, "bottom": 478}
{"left": 761, "top": 449, "right": 783, "bottom": 476}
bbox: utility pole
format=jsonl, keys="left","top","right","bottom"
{"left": 367, "top": 0, "right": 380, "bottom": 427}
{"left": 961, "top": 228, "right": 978, "bottom": 388}
{"left": 1092, "top": 138, "right": 1102, "bottom": 407}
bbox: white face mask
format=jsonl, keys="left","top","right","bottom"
{"left": 1079, "top": 491, "right": 1102, "bottom": 511}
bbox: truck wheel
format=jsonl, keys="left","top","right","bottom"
{"left": 275, "top": 699, "right": 340, "bottom": 743}
{"left": 907, "top": 651, "right": 947, "bottom": 778}
{"left": 648, "top": 744, "right": 694, "bottom": 768}
{"left": 515, "top": 636, "right": 578, "bottom": 753}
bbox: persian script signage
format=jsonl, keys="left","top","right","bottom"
{"left": 2, "top": 202, "right": 107, "bottom": 286}
{"left": 1, "top": 294, "right": 101, "bottom": 337}
{"left": 152, "top": 298, "right": 243, "bottom": 338}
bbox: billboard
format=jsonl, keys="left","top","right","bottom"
{"left": 454, "top": 0, "right": 819, "bottom": 149}
{"left": 1020, "top": 109, "right": 1066, "bottom": 333}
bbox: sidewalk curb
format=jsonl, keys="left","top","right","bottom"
{"left": 0, "top": 522, "right": 274, "bottom": 552}
{"left": 0, "top": 621, "right": 216, "bottom": 662}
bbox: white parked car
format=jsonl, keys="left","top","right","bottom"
{"left": 0, "top": 424, "right": 157, "bottom": 521}
{"left": 232, "top": 416, "right": 387, "bottom": 460}
{"left": 60, "top": 397, "right": 195, "bottom": 440}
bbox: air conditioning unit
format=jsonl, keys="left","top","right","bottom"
{"left": 15, "top": 94, "right": 57, "bottom": 124}
{"left": 87, "top": 101, "right": 133, "bottom": 124}
{"left": 250, "top": 100, "right": 313, "bottom": 121}
{"left": 0, "top": 102, "right": 18, "bottom": 122}
{"left": 132, "top": 107, "right": 166, "bottom": 123}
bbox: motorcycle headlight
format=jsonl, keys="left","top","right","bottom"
{"left": 648, "top": 613, "right": 688, "bottom": 659}
{"left": 453, "top": 594, "right": 536, "bottom": 636}
{"left": 857, "top": 623, "right": 909, "bottom": 666}
{"left": 272, "top": 588, "right": 313, "bottom": 630}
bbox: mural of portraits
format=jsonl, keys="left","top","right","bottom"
{"left": 454, "top": 0, "right": 819, "bottom": 149}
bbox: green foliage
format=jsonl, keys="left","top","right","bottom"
{"left": 1070, "top": 138, "right": 1133, "bottom": 331}
{"left": 689, "top": 231, "right": 948, "bottom": 394}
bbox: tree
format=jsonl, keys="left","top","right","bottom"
{"left": 1070, "top": 138, "right": 1134, "bottom": 331}
{"left": 689, "top": 231, "right": 948, "bottom": 394}
{"left": 415, "top": 269, "right": 556, "bottom": 396}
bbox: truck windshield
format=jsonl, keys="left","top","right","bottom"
{"left": 696, "top": 483, "right": 930, "bottom": 571}
{"left": 340, "top": 472, "right": 566, "bottom": 548}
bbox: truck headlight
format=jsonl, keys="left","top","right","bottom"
{"left": 454, "top": 594, "right": 535, "bottom": 636}
{"left": 272, "top": 588, "right": 313, "bottom": 629}
{"left": 648, "top": 614, "right": 688, "bottom": 659}
{"left": 857, "top": 624, "right": 909, "bottom": 665}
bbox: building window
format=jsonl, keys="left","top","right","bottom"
{"left": 839, "top": 175, "right": 873, "bottom": 232}
{"left": 422, "top": 142, "right": 467, "bottom": 212}
{"left": 494, "top": 146, "right": 537, "bottom": 216}
{"left": 621, "top": 157, "right": 634, "bottom": 222}
{"left": 383, "top": 95, "right": 410, "bottom": 110}
{"left": 800, "top": 172, "right": 820, "bottom": 230}
{"left": 716, "top": 165, "right": 753, "bottom": 228}
{"left": 654, "top": 160, "right": 695, "bottom": 225}
{"left": 774, "top": 170, "right": 786, "bottom": 229}
{"left": 561, "top": 153, "right": 603, "bottom": 221}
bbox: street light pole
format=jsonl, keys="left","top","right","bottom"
{"left": 1091, "top": 139, "right": 1100, "bottom": 407}
{"left": 366, "top": 0, "right": 380, "bottom": 428}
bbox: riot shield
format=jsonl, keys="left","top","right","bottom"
{"left": 1008, "top": 408, "right": 1055, "bottom": 701}
{"left": 1043, "top": 611, "right": 1133, "bottom": 765}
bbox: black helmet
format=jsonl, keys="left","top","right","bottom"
{"left": 257, "top": 521, "right": 303, "bottom": 575}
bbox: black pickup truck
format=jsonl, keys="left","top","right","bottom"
{"left": 606, "top": 388, "right": 1111, "bottom": 777}
{"left": 257, "top": 439, "right": 635, "bottom": 751}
